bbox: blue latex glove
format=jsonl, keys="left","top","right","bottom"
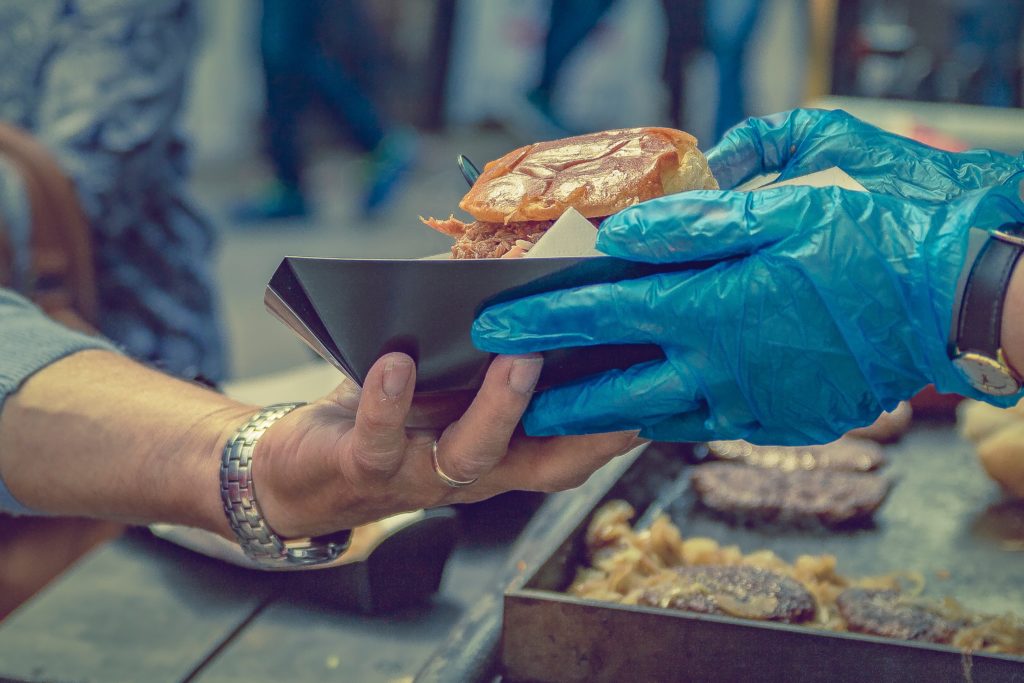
{"left": 473, "top": 174, "right": 1024, "bottom": 446}
{"left": 709, "top": 108, "right": 1024, "bottom": 198}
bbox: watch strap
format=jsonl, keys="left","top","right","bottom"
{"left": 220, "top": 402, "right": 352, "bottom": 569}
{"left": 957, "top": 232, "right": 1024, "bottom": 359}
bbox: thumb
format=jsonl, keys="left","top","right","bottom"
{"left": 598, "top": 185, "right": 823, "bottom": 263}
{"left": 707, "top": 108, "right": 835, "bottom": 189}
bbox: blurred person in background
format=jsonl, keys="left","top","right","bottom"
{"left": 0, "top": 0, "right": 228, "bottom": 615}
{"left": 0, "top": 0, "right": 225, "bottom": 384}
{"left": 706, "top": 0, "right": 765, "bottom": 140}
{"left": 950, "top": 0, "right": 1024, "bottom": 108}
{"left": 522, "top": 0, "right": 760, "bottom": 141}
{"left": 660, "top": 0, "right": 707, "bottom": 130}
{"left": 524, "top": 0, "right": 619, "bottom": 135}
{"left": 233, "top": 0, "right": 417, "bottom": 222}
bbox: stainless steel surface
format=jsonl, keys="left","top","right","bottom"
{"left": 502, "top": 424, "right": 1024, "bottom": 682}
{"left": 414, "top": 447, "right": 646, "bottom": 683}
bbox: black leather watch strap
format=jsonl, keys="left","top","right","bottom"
{"left": 958, "top": 234, "right": 1024, "bottom": 358}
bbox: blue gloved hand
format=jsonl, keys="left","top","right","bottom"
{"left": 473, "top": 175, "right": 1024, "bottom": 445}
{"left": 709, "top": 108, "right": 1024, "bottom": 198}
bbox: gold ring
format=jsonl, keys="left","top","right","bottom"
{"left": 431, "top": 439, "right": 477, "bottom": 488}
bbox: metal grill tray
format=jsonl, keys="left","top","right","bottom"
{"left": 502, "top": 425, "right": 1024, "bottom": 682}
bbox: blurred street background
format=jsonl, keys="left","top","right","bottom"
{"left": 179, "top": 0, "right": 1024, "bottom": 380}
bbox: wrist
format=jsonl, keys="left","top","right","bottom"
{"left": 248, "top": 405, "right": 333, "bottom": 539}
{"left": 172, "top": 404, "right": 257, "bottom": 539}
{"left": 217, "top": 403, "right": 354, "bottom": 568}
{"left": 1001, "top": 257, "right": 1024, "bottom": 378}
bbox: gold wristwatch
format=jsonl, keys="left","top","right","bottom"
{"left": 949, "top": 225, "right": 1024, "bottom": 396}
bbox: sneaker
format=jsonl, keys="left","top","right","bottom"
{"left": 231, "top": 182, "right": 308, "bottom": 223}
{"left": 360, "top": 129, "right": 418, "bottom": 217}
{"left": 525, "top": 88, "right": 573, "bottom": 133}
{"left": 502, "top": 88, "right": 574, "bottom": 141}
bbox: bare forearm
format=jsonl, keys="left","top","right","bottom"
{"left": 1002, "top": 259, "right": 1024, "bottom": 376}
{"left": 0, "top": 350, "right": 252, "bottom": 534}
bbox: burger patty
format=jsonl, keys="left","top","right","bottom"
{"left": 421, "top": 215, "right": 602, "bottom": 259}
{"left": 638, "top": 565, "right": 816, "bottom": 623}
{"left": 700, "top": 438, "right": 886, "bottom": 472}
{"left": 690, "top": 462, "right": 891, "bottom": 527}
{"left": 836, "top": 588, "right": 958, "bottom": 643}
{"left": 451, "top": 220, "right": 550, "bottom": 259}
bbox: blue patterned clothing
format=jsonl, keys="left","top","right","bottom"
{"left": 0, "top": 0, "right": 226, "bottom": 382}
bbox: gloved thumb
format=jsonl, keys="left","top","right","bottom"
{"left": 597, "top": 185, "right": 824, "bottom": 263}
{"left": 707, "top": 108, "right": 837, "bottom": 190}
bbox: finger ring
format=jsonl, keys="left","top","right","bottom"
{"left": 431, "top": 439, "right": 477, "bottom": 488}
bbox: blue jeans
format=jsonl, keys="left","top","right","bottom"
{"left": 260, "top": 0, "right": 385, "bottom": 188}
{"left": 707, "top": 0, "right": 764, "bottom": 141}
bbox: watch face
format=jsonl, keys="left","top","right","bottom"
{"left": 953, "top": 353, "right": 1022, "bottom": 396}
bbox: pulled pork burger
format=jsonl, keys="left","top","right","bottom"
{"left": 422, "top": 127, "right": 718, "bottom": 259}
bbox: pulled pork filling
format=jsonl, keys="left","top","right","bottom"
{"left": 421, "top": 215, "right": 603, "bottom": 259}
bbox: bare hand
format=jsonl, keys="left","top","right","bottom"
{"left": 251, "top": 352, "right": 640, "bottom": 538}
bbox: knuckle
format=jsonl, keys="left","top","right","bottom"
{"left": 821, "top": 108, "right": 841, "bottom": 123}
{"left": 421, "top": 485, "right": 450, "bottom": 509}
{"left": 537, "top": 469, "right": 591, "bottom": 494}
{"left": 350, "top": 435, "right": 405, "bottom": 477}
{"left": 359, "top": 408, "right": 403, "bottom": 434}
{"left": 437, "top": 449, "right": 484, "bottom": 483}
{"left": 487, "top": 409, "right": 525, "bottom": 440}
{"left": 351, "top": 452, "right": 396, "bottom": 478}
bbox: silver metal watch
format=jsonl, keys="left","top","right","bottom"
{"left": 220, "top": 402, "right": 352, "bottom": 570}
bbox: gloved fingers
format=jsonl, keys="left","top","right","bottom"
{"left": 948, "top": 149, "right": 1024, "bottom": 194}
{"left": 520, "top": 360, "right": 703, "bottom": 436}
{"left": 637, "top": 409, "right": 719, "bottom": 443}
{"left": 598, "top": 184, "right": 826, "bottom": 263}
{"left": 473, "top": 279, "right": 669, "bottom": 353}
{"left": 706, "top": 108, "right": 841, "bottom": 189}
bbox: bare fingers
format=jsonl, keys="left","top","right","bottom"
{"left": 431, "top": 354, "right": 543, "bottom": 485}
{"left": 478, "top": 431, "right": 643, "bottom": 494}
{"left": 348, "top": 352, "right": 416, "bottom": 477}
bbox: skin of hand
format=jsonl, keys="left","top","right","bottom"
{"left": 0, "top": 350, "right": 639, "bottom": 540}
{"left": 964, "top": 258, "right": 1024, "bottom": 499}
{"left": 249, "top": 352, "right": 640, "bottom": 539}
{"left": 708, "top": 108, "right": 1024, "bottom": 197}
{"left": 473, "top": 172, "right": 1024, "bottom": 446}
{"left": 975, "top": 420, "right": 1024, "bottom": 498}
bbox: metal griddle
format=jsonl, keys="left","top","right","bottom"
{"left": 501, "top": 424, "right": 1024, "bottom": 682}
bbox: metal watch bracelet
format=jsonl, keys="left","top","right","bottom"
{"left": 219, "top": 402, "right": 352, "bottom": 569}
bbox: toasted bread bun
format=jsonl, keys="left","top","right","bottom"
{"left": 847, "top": 401, "right": 913, "bottom": 443}
{"left": 459, "top": 127, "right": 718, "bottom": 223}
{"left": 976, "top": 420, "right": 1024, "bottom": 498}
{"left": 958, "top": 399, "right": 1018, "bottom": 444}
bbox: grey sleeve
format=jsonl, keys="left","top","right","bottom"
{"left": 0, "top": 288, "right": 119, "bottom": 515}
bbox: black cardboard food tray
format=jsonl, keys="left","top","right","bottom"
{"left": 265, "top": 255, "right": 670, "bottom": 393}
{"left": 500, "top": 426, "right": 1024, "bottom": 682}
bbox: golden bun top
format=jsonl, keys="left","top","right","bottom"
{"left": 459, "top": 127, "right": 717, "bottom": 223}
